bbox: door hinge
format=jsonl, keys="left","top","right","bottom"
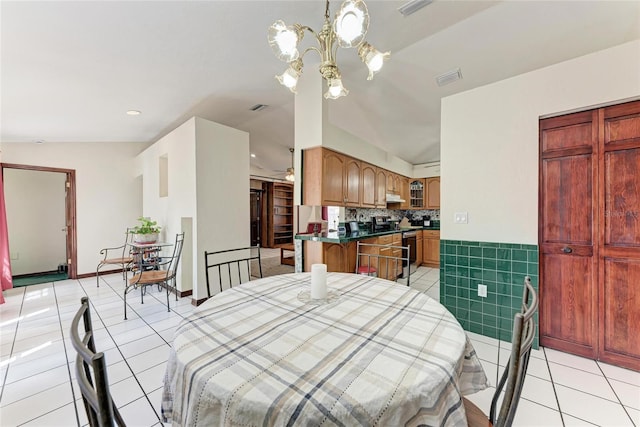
{"left": 66, "top": 181, "right": 70, "bottom": 188}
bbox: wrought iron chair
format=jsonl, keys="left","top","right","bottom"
{"left": 96, "top": 228, "right": 134, "bottom": 287}
{"left": 71, "top": 297, "right": 126, "bottom": 427}
{"left": 124, "top": 232, "right": 184, "bottom": 320}
{"left": 204, "top": 245, "right": 262, "bottom": 297}
{"left": 463, "top": 276, "right": 539, "bottom": 427}
{"left": 355, "top": 241, "right": 411, "bottom": 288}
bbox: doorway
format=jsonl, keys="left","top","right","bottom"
{"left": 1, "top": 163, "right": 77, "bottom": 280}
{"left": 539, "top": 100, "right": 640, "bottom": 371}
{"left": 250, "top": 189, "right": 262, "bottom": 246}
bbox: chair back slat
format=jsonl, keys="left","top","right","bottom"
{"left": 491, "top": 276, "right": 538, "bottom": 427}
{"left": 71, "top": 297, "right": 126, "bottom": 427}
{"left": 204, "top": 246, "right": 262, "bottom": 297}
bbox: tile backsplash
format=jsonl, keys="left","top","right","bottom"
{"left": 346, "top": 208, "right": 440, "bottom": 222}
{"left": 440, "top": 239, "right": 539, "bottom": 347}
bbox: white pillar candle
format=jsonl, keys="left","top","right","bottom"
{"left": 310, "top": 264, "right": 328, "bottom": 300}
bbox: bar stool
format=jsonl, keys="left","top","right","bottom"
{"left": 357, "top": 265, "right": 377, "bottom": 277}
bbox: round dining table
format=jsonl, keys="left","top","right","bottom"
{"left": 161, "top": 273, "right": 489, "bottom": 426}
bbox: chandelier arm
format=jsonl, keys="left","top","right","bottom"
{"left": 300, "top": 25, "right": 319, "bottom": 38}
{"left": 300, "top": 46, "right": 322, "bottom": 60}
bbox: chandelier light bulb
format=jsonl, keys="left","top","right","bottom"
{"left": 268, "top": 21, "right": 301, "bottom": 62}
{"left": 325, "top": 78, "right": 349, "bottom": 99}
{"left": 334, "top": 0, "right": 369, "bottom": 48}
{"left": 359, "top": 42, "right": 390, "bottom": 80}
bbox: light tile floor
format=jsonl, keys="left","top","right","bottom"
{"left": 0, "top": 266, "right": 638, "bottom": 426}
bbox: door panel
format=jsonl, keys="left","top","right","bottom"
{"left": 604, "top": 149, "right": 640, "bottom": 246}
{"left": 540, "top": 253, "right": 596, "bottom": 357}
{"left": 602, "top": 259, "right": 640, "bottom": 365}
{"left": 541, "top": 155, "right": 592, "bottom": 244}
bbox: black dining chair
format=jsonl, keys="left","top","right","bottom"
{"left": 96, "top": 228, "right": 134, "bottom": 287}
{"left": 124, "top": 232, "right": 184, "bottom": 319}
{"left": 204, "top": 245, "right": 262, "bottom": 297}
{"left": 463, "top": 276, "right": 539, "bottom": 427}
{"left": 355, "top": 241, "right": 411, "bottom": 288}
{"left": 71, "top": 297, "right": 126, "bottom": 427}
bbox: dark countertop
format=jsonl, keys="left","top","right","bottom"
{"left": 295, "top": 226, "right": 439, "bottom": 244}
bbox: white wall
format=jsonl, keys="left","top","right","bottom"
{"left": 134, "top": 118, "right": 197, "bottom": 293}
{"left": 4, "top": 169, "right": 66, "bottom": 275}
{"left": 441, "top": 40, "right": 640, "bottom": 244}
{"left": 134, "top": 116, "right": 249, "bottom": 301}
{"left": 1, "top": 142, "right": 146, "bottom": 275}
{"left": 195, "top": 117, "right": 249, "bottom": 300}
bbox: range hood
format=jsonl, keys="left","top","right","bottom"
{"left": 386, "top": 193, "right": 405, "bottom": 204}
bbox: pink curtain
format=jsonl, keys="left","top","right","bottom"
{"left": 0, "top": 169, "right": 13, "bottom": 304}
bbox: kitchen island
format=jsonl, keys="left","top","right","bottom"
{"left": 296, "top": 226, "right": 440, "bottom": 274}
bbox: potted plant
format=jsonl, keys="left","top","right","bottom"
{"left": 130, "top": 217, "right": 161, "bottom": 244}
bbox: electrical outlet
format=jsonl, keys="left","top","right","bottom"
{"left": 477, "top": 284, "right": 487, "bottom": 298}
{"left": 454, "top": 212, "right": 468, "bottom": 224}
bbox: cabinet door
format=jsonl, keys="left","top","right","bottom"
{"left": 361, "top": 163, "right": 377, "bottom": 208}
{"left": 322, "top": 151, "right": 346, "bottom": 205}
{"left": 375, "top": 168, "right": 387, "bottom": 208}
{"left": 387, "top": 172, "right": 396, "bottom": 194}
{"left": 400, "top": 177, "right": 411, "bottom": 209}
{"left": 323, "top": 243, "right": 347, "bottom": 272}
{"left": 416, "top": 232, "right": 423, "bottom": 266}
{"left": 425, "top": 177, "right": 440, "bottom": 209}
{"left": 344, "top": 157, "right": 361, "bottom": 207}
{"left": 410, "top": 180, "right": 425, "bottom": 209}
{"left": 423, "top": 231, "right": 440, "bottom": 267}
{"left": 379, "top": 246, "right": 393, "bottom": 280}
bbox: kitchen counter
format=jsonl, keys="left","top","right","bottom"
{"left": 295, "top": 226, "right": 439, "bottom": 244}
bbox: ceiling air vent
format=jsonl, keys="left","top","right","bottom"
{"left": 250, "top": 104, "right": 268, "bottom": 112}
{"left": 398, "top": 0, "right": 433, "bottom": 16}
{"left": 436, "top": 68, "right": 463, "bottom": 87}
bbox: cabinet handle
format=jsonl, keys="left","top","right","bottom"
{"left": 562, "top": 246, "right": 573, "bottom": 254}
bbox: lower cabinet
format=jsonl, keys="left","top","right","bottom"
{"left": 304, "top": 241, "right": 357, "bottom": 273}
{"left": 423, "top": 230, "right": 440, "bottom": 268}
{"left": 416, "top": 231, "right": 423, "bottom": 266}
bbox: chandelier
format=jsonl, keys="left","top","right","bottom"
{"left": 285, "top": 148, "right": 295, "bottom": 182}
{"left": 268, "top": 0, "right": 390, "bottom": 100}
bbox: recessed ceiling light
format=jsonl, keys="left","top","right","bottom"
{"left": 398, "top": 0, "right": 433, "bottom": 16}
{"left": 251, "top": 153, "right": 256, "bottom": 158}
{"left": 34, "top": 140, "right": 45, "bottom": 144}
{"left": 126, "top": 110, "right": 141, "bottom": 116}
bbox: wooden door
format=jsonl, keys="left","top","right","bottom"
{"left": 416, "top": 231, "right": 423, "bottom": 266}
{"left": 423, "top": 231, "right": 440, "bottom": 267}
{"left": 375, "top": 168, "right": 387, "bottom": 208}
{"left": 400, "top": 177, "right": 411, "bottom": 209}
{"left": 322, "top": 150, "right": 345, "bottom": 205}
{"left": 599, "top": 102, "right": 640, "bottom": 370}
{"left": 323, "top": 243, "right": 346, "bottom": 272}
{"left": 425, "top": 177, "right": 440, "bottom": 209}
{"left": 540, "top": 100, "right": 640, "bottom": 371}
{"left": 387, "top": 172, "right": 396, "bottom": 194}
{"left": 344, "top": 157, "right": 361, "bottom": 207}
{"left": 539, "top": 110, "right": 598, "bottom": 359}
{"left": 361, "top": 163, "right": 376, "bottom": 208}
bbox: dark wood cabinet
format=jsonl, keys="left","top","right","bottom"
{"left": 539, "top": 100, "right": 640, "bottom": 371}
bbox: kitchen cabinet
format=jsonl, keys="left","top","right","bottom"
{"left": 410, "top": 180, "right": 425, "bottom": 209}
{"left": 361, "top": 162, "right": 377, "bottom": 208}
{"left": 304, "top": 240, "right": 357, "bottom": 273}
{"left": 344, "top": 157, "right": 361, "bottom": 207}
{"left": 416, "top": 230, "right": 423, "bottom": 266}
{"left": 400, "top": 177, "right": 411, "bottom": 210}
{"left": 386, "top": 172, "right": 403, "bottom": 194}
{"left": 375, "top": 168, "right": 387, "bottom": 208}
{"left": 423, "top": 230, "right": 440, "bottom": 268}
{"left": 425, "top": 177, "right": 440, "bottom": 209}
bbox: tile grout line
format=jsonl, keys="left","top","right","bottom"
{"left": 0, "top": 286, "right": 26, "bottom": 405}
{"left": 542, "top": 347, "right": 566, "bottom": 426}
{"left": 595, "top": 360, "right": 638, "bottom": 426}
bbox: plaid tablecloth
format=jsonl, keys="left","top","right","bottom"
{"left": 162, "top": 273, "right": 489, "bottom": 426}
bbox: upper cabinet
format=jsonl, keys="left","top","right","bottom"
{"left": 304, "top": 146, "right": 440, "bottom": 210}
{"left": 361, "top": 163, "right": 377, "bottom": 208}
{"left": 425, "top": 177, "right": 440, "bottom": 209}
{"left": 410, "top": 180, "right": 425, "bottom": 209}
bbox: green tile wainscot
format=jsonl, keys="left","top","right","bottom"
{"left": 440, "top": 239, "right": 539, "bottom": 348}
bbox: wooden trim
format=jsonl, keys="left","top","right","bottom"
{"left": 77, "top": 269, "right": 122, "bottom": 279}
{"left": 1, "top": 162, "right": 78, "bottom": 279}
{"left": 12, "top": 270, "right": 59, "bottom": 278}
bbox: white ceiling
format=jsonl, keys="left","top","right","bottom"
{"left": 2, "top": 1, "right": 639, "bottom": 178}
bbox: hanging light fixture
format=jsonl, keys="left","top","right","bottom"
{"left": 268, "top": 0, "right": 390, "bottom": 100}
{"left": 285, "top": 148, "right": 295, "bottom": 182}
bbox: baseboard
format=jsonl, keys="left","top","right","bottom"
{"left": 12, "top": 270, "right": 59, "bottom": 279}
{"left": 77, "top": 269, "right": 122, "bottom": 279}
{"left": 191, "top": 297, "right": 208, "bottom": 306}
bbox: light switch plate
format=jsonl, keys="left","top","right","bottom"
{"left": 478, "top": 284, "right": 487, "bottom": 298}
{"left": 454, "top": 212, "right": 468, "bottom": 224}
